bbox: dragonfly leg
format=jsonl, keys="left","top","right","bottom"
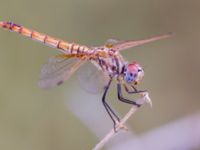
{"left": 123, "top": 84, "right": 147, "bottom": 94}
{"left": 117, "top": 83, "right": 141, "bottom": 107}
{"left": 102, "top": 78, "right": 120, "bottom": 131}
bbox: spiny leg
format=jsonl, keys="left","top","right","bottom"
{"left": 103, "top": 78, "right": 120, "bottom": 121}
{"left": 102, "top": 78, "right": 120, "bottom": 130}
{"left": 123, "top": 84, "right": 146, "bottom": 94}
{"left": 117, "top": 83, "right": 141, "bottom": 107}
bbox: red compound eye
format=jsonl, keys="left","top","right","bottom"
{"left": 124, "top": 61, "right": 144, "bottom": 84}
{"left": 127, "top": 61, "right": 139, "bottom": 74}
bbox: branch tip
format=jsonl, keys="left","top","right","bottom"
{"left": 92, "top": 92, "right": 151, "bottom": 150}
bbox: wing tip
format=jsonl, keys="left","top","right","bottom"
{"left": 38, "top": 79, "right": 65, "bottom": 89}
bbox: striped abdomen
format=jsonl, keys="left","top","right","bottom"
{"left": 0, "top": 21, "right": 89, "bottom": 54}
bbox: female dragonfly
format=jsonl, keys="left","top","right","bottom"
{"left": 0, "top": 21, "right": 171, "bottom": 129}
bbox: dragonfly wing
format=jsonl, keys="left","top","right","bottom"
{"left": 38, "top": 55, "right": 86, "bottom": 89}
{"left": 77, "top": 61, "right": 110, "bottom": 94}
{"left": 106, "top": 33, "right": 172, "bottom": 51}
{"left": 105, "top": 38, "right": 122, "bottom": 46}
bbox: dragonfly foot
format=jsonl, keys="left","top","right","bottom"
{"left": 113, "top": 119, "right": 128, "bottom": 133}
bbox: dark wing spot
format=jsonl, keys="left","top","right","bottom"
{"left": 57, "top": 80, "right": 64, "bottom": 86}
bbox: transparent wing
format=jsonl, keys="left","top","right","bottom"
{"left": 77, "top": 61, "right": 110, "bottom": 94}
{"left": 38, "top": 55, "right": 86, "bottom": 89}
{"left": 105, "top": 33, "right": 172, "bottom": 51}
{"left": 105, "top": 38, "right": 122, "bottom": 46}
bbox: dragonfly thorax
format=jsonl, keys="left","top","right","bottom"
{"left": 123, "top": 61, "right": 144, "bottom": 85}
{"left": 92, "top": 48, "right": 125, "bottom": 77}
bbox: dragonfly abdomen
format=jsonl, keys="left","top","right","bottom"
{"left": 0, "top": 21, "right": 89, "bottom": 54}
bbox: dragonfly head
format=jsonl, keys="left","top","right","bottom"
{"left": 123, "top": 61, "right": 144, "bottom": 85}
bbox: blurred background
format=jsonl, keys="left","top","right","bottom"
{"left": 0, "top": 0, "right": 200, "bottom": 150}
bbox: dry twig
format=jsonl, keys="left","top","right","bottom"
{"left": 92, "top": 92, "right": 152, "bottom": 150}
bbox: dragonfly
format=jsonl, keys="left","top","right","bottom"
{"left": 0, "top": 21, "right": 171, "bottom": 129}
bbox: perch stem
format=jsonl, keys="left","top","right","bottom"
{"left": 92, "top": 92, "right": 151, "bottom": 150}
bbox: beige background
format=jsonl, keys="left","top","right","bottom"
{"left": 0, "top": 0, "right": 199, "bottom": 150}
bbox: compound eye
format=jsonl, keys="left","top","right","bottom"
{"left": 130, "top": 72, "right": 137, "bottom": 78}
{"left": 124, "top": 72, "right": 136, "bottom": 83}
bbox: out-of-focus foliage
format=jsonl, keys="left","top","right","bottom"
{"left": 0, "top": 0, "right": 199, "bottom": 150}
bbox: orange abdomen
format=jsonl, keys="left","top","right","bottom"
{"left": 0, "top": 21, "right": 89, "bottom": 55}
